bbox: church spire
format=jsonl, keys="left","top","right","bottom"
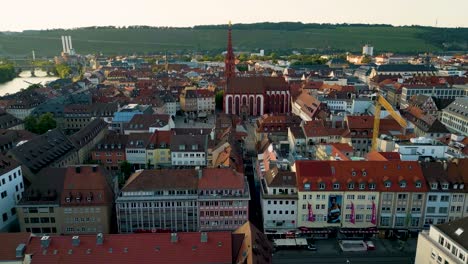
{"left": 224, "top": 21, "right": 236, "bottom": 80}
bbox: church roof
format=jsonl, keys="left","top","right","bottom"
{"left": 225, "top": 77, "right": 289, "bottom": 94}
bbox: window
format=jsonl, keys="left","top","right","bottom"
{"left": 380, "top": 217, "right": 390, "bottom": 226}
{"left": 440, "top": 196, "right": 449, "bottom": 202}
{"left": 11, "top": 208, "right": 16, "bottom": 215}
{"left": 395, "top": 217, "right": 405, "bottom": 227}
{"left": 427, "top": 207, "right": 436, "bottom": 213}
{"left": 369, "top": 183, "right": 376, "bottom": 190}
{"left": 319, "top": 183, "right": 325, "bottom": 190}
{"left": 439, "top": 207, "right": 448, "bottom": 214}
{"left": 400, "top": 181, "right": 406, "bottom": 188}
{"left": 2, "top": 213, "right": 7, "bottom": 222}
{"left": 333, "top": 183, "right": 340, "bottom": 190}
{"left": 398, "top": 194, "right": 407, "bottom": 200}
{"left": 359, "top": 183, "right": 365, "bottom": 190}
{"left": 428, "top": 195, "right": 437, "bottom": 202}
{"left": 415, "top": 182, "right": 422, "bottom": 188}
{"left": 348, "top": 183, "right": 354, "bottom": 189}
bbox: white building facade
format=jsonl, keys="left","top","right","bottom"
{"left": 0, "top": 163, "right": 24, "bottom": 231}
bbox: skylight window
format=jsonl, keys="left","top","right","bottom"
{"left": 455, "top": 228, "right": 464, "bottom": 236}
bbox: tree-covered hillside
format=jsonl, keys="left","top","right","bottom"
{"left": 0, "top": 23, "right": 466, "bottom": 57}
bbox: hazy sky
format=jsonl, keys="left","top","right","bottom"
{"left": 1, "top": 0, "right": 467, "bottom": 31}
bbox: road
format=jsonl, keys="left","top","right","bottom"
{"left": 273, "top": 253, "right": 414, "bottom": 264}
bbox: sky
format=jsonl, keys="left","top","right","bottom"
{"left": 1, "top": 0, "right": 467, "bottom": 31}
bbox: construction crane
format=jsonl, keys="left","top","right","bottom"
{"left": 371, "top": 95, "right": 408, "bottom": 151}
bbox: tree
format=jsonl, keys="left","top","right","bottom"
{"left": 24, "top": 113, "right": 57, "bottom": 134}
{"left": 37, "top": 113, "right": 57, "bottom": 134}
{"left": 54, "top": 63, "right": 72, "bottom": 78}
{"left": 120, "top": 161, "right": 132, "bottom": 179}
{"left": 213, "top": 54, "right": 224, "bottom": 62}
{"left": 0, "top": 63, "right": 15, "bottom": 84}
{"left": 24, "top": 116, "right": 38, "bottom": 133}
{"left": 361, "top": 55, "right": 372, "bottom": 64}
{"left": 215, "top": 90, "right": 224, "bottom": 111}
{"left": 238, "top": 53, "right": 248, "bottom": 62}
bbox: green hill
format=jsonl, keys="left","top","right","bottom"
{"left": 0, "top": 23, "right": 467, "bottom": 57}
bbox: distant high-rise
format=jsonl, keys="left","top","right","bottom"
{"left": 224, "top": 21, "right": 236, "bottom": 81}
{"left": 362, "top": 44, "right": 374, "bottom": 56}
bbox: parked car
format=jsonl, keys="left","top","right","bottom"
{"left": 366, "top": 241, "right": 376, "bottom": 250}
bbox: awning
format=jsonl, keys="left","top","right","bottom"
{"left": 340, "top": 228, "right": 379, "bottom": 234}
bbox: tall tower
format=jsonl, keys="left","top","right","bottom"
{"left": 224, "top": 21, "right": 236, "bottom": 81}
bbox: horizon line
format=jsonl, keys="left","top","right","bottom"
{"left": 2, "top": 21, "right": 467, "bottom": 32}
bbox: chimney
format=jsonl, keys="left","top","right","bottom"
{"left": 75, "top": 166, "right": 81, "bottom": 174}
{"left": 15, "top": 244, "right": 26, "bottom": 258}
{"left": 170, "top": 233, "right": 178, "bottom": 243}
{"left": 96, "top": 233, "right": 104, "bottom": 245}
{"left": 72, "top": 236, "right": 80, "bottom": 247}
{"left": 63, "top": 35, "right": 70, "bottom": 53}
{"left": 68, "top": 36, "right": 73, "bottom": 51}
{"left": 61, "top": 36, "right": 67, "bottom": 53}
{"left": 201, "top": 232, "right": 208, "bottom": 243}
{"left": 40, "top": 236, "right": 51, "bottom": 248}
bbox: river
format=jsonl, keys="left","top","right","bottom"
{"left": 0, "top": 70, "right": 58, "bottom": 96}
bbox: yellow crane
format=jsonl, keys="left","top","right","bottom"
{"left": 371, "top": 95, "right": 408, "bottom": 151}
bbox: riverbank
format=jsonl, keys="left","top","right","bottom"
{"left": 0, "top": 64, "right": 15, "bottom": 84}
{"left": 0, "top": 72, "right": 58, "bottom": 96}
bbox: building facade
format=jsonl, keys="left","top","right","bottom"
{"left": 441, "top": 98, "right": 468, "bottom": 136}
{"left": 415, "top": 218, "right": 467, "bottom": 264}
{"left": 116, "top": 168, "right": 249, "bottom": 233}
{"left": 0, "top": 157, "right": 24, "bottom": 231}
{"left": 260, "top": 167, "right": 298, "bottom": 236}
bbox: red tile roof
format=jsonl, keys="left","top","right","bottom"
{"left": 344, "top": 115, "right": 402, "bottom": 138}
{"left": 25, "top": 233, "right": 233, "bottom": 264}
{"left": 198, "top": 168, "right": 244, "bottom": 190}
{"left": 302, "top": 120, "right": 347, "bottom": 138}
{"left": 0, "top": 233, "right": 30, "bottom": 261}
{"left": 295, "top": 160, "right": 427, "bottom": 192}
{"left": 225, "top": 77, "right": 289, "bottom": 94}
{"left": 61, "top": 166, "right": 113, "bottom": 206}
{"left": 366, "top": 151, "right": 401, "bottom": 161}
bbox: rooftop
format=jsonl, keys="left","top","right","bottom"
{"left": 295, "top": 160, "right": 427, "bottom": 192}
{"left": 25, "top": 232, "right": 233, "bottom": 264}
{"left": 435, "top": 217, "right": 468, "bottom": 250}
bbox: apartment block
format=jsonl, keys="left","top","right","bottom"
{"left": 116, "top": 168, "right": 249, "bottom": 233}
{"left": 17, "top": 166, "right": 114, "bottom": 235}
{"left": 0, "top": 156, "right": 24, "bottom": 231}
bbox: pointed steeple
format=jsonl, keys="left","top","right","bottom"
{"left": 224, "top": 21, "right": 236, "bottom": 80}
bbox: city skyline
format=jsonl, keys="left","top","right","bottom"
{"left": 1, "top": 0, "right": 468, "bottom": 31}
